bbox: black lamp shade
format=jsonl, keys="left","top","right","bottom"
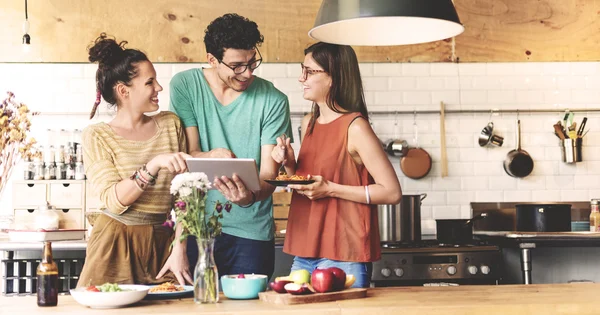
{"left": 309, "top": 0, "right": 465, "bottom": 46}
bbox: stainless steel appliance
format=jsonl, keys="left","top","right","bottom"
{"left": 378, "top": 194, "right": 426, "bottom": 243}
{"left": 372, "top": 240, "right": 502, "bottom": 287}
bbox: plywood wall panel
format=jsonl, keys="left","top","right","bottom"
{"left": 1, "top": 0, "right": 600, "bottom": 63}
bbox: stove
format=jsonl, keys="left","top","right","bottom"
{"left": 372, "top": 240, "right": 502, "bottom": 287}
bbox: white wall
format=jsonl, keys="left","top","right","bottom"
{"left": 2, "top": 61, "right": 599, "bottom": 234}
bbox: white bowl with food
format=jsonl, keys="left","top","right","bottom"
{"left": 70, "top": 283, "right": 149, "bottom": 308}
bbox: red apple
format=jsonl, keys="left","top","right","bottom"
{"left": 284, "top": 282, "right": 312, "bottom": 295}
{"left": 237, "top": 273, "right": 246, "bottom": 279}
{"left": 311, "top": 268, "right": 335, "bottom": 293}
{"left": 327, "top": 267, "right": 347, "bottom": 291}
{"left": 270, "top": 279, "right": 292, "bottom": 293}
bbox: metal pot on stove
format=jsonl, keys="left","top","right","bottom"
{"left": 378, "top": 194, "right": 426, "bottom": 243}
{"left": 436, "top": 213, "right": 487, "bottom": 244}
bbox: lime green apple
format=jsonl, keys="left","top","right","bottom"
{"left": 276, "top": 269, "right": 311, "bottom": 284}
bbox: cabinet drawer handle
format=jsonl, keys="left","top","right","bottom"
{"left": 62, "top": 209, "right": 70, "bottom": 213}
{"left": 62, "top": 183, "right": 70, "bottom": 188}
{"left": 27, "top": 184, "right": 34, "bottom": 188}
{"left": 27, "top": 209, "right": 35, "bottom": 213}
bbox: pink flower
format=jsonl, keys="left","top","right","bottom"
{"left": 175, "top": 200, "right": 186, "bottom": 210}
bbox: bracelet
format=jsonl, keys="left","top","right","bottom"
{"left": 139, "top": 165, "right": 157, "bottom": 185}
{"left": 132, "top": 176, "right": 144, "bottom": 192}
{"left": 365, "top": 185, "right": 371, "bottom": 204}
{"left": 141, "top": 164, "right": 158, "bottom": 181}
{"left": 129, "top": 170, "right": 147, "bottom": 190}
{"left": 239, "top": 191, "right": 257, "bottom": 208}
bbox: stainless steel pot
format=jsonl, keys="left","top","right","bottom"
{"left": 378, "top": 193, "right": 427, "bottom": 242}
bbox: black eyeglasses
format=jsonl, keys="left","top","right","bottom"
{"left": 218, "top": 48, "right": 263, "bottom": 74}
{"left": 300, "top": 63, "right": 327, "bottom": 81}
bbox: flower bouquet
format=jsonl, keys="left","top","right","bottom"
{"left": 170, "top": 172, "right": 230, "bottom": 304}
{"left": 0, "top": 92, "right": 36, "bottom": 198}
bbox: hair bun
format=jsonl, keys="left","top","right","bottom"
{"left": 88, "top": 33, "right": 127, "bottom": 65}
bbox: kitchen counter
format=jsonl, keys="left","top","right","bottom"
{"left": 1, "top": 283, "right": 599, "bottom": 314}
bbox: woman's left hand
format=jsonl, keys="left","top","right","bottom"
{"left": 288, "top": 175, "right": 330, "bottom": 200}
{"left": 156, "top": 244, "right": 193, "bottom": 286}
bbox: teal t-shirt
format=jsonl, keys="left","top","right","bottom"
{"left": 169, "top": 68, "right": 293, "bottom": 241}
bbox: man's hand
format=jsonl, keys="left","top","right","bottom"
{"left": 213, "top": 174, "right": 254, "bottom": 206}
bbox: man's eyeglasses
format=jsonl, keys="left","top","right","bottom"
{"left": 218, "top": 48, "right": 263, "bottom": 74}
{"left": 300, "top": 63, "right": 327, "bottom": 81}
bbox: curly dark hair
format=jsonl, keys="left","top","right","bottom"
{"left": 87, "top": 33, "right": 148, "bottom": 118}
{"left": 204, "top": 13, "right": 264, "bottom": 60}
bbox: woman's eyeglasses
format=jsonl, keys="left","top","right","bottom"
{"left": 300, "top": 63, "right": 326, "bottom": 80}
{"left": 218, "top": 48, "right": 263, "bottom": 74}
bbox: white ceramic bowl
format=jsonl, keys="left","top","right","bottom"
{"left": 70, "top": 284, "right": 149, "bottom": 309}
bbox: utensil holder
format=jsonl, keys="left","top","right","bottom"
{"left": 560, "top": 138, "right": 583, "bottom": 163}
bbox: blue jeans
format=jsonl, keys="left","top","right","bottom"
{"left": 187, "top": 233, "right": 275, "bottom": 280}
{"left": 290, "top": 257, "right": 372, "bottom": 288}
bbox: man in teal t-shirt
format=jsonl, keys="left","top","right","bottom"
{"left": 169, "top": 13, "right": 292, "bottom": 279}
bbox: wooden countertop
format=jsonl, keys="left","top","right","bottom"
{"left": 1, "top": 283, "right": 599, "bottom": 314}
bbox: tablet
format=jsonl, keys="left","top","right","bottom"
{"left": 185, "top": 158, "right": 261, "bottom": 192}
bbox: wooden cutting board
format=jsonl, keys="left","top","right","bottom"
{"left": 258, "top": 288, "right": 367, "bottom": 305}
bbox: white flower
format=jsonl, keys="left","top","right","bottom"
{"left": 178, "top": 186, "right": 193, "bottom": 197}
{"left": 171, "top": 172, "right": 211, "bottom": 196}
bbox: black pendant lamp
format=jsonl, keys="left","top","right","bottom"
{"left": 308, "top": 0, "right": 464, "bottom": 46}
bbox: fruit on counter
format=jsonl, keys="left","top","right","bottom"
{"left": 327, "top": 267, "right": 347, "bottom": 291}
{"left": 237, "top": 274, "right": 246, "bottom": 279}
{"left": 344, "top": 274, "right": 356, "bottom": 289}
{"left": 276, "top": 269, "right": 311, "bottom": 284}
{"left": 284, "top": 282, "right": 316, "bottom": 295}
{"left": 311, "top": 268, "right": 334, "bottom": 293}
{"left": 269, "top": 279, "right": 293, "bottom": 293}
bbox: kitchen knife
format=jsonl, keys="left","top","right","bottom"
{"left": 577, "top": 117, "right": 587, "bottom": 137}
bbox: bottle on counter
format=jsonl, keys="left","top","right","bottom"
{"left": 37, "top": 241, "right": 58, "bottom": 307}
{"left": 590, "top": 199, "right": 600, "bottom": 232}
{"left": 23, "top": 156, "right": 33, "bottom": 180}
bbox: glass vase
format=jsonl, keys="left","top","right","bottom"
{"left": 193, "top": 238, "right": 219, "bottom": 304}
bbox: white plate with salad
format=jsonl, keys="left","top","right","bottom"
{"left": 70, "top": 283, "right": 150, "bottom": 309}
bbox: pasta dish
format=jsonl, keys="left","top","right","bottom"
{"left": 275, "top": 174, "right": 307, "bottom": 181}
{"left": 149, "top": 282, "right": 184, "bottom": 293}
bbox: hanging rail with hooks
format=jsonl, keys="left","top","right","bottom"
{"left": 289, "top": 108, "right": 600, "bottom": 117}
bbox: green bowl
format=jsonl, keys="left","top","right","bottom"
{"left": 221, "top": 274, "right": 268, "bottom": 299}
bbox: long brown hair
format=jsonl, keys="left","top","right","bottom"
{"left": 304, "top": 42, "right": 368, "bottom": 135}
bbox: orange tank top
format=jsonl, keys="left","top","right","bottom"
{"left": 283, "top": 113, "right": 381, "bottom": 262}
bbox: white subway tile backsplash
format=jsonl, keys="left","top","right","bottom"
{"left": 560, "top": 190, "right": 590, "bottom": 201}
{"left": 458, "top": 64, "right": 486, "bottom": 76}
{"left": 3, "top": 61, "right": 600, "bottom": 221}
{"left": 373, "top": 63, "right": 402, "bottom": 76}
{"left": 402, "top": 63, "right": 430, "bottom": 76}
{"left": 363, "top": 77, "right": 389, "bottom": 91}
{"left": 460, "top": 91, "right": 487, "bottom": 104}
{"left": 486, "top": 63, "right": 516, "bottom": 76}
{"left": 403, "top": 91, "right": 431, "bottom": 105}
{"left": 416, "top": 77, "right": 446, "bottom": 90}
{"left": 430, "top": 63, "right": 458, "bottom": 76}
{"left": 504, "top": 190, "right": 532, "bottom": 201}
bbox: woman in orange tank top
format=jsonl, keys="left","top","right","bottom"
{"left": 271, "top": 42, "right": 402, "bottom": 288}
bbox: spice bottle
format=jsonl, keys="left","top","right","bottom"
{"left": 37, "top": 241, "right": 58, "bottom": 307}
{"left": 590, "top": 199, "right": 600, "bottom": 232}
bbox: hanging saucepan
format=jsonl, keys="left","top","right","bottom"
{"left": 436, "top": 213, "right": 487, "bottom": 244}
{"left": 503, "top": 120, "right": 534, "bottom": 178}
{"left": 400, "top": 120, "right": 432, "bottom": 179}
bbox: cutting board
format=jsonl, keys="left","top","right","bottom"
{"left": 258, "top": 288, "right": 367, "bottom": 305}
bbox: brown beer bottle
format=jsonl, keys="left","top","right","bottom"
{"left": 37, "top": 241, "right": 58, "bottom": 307}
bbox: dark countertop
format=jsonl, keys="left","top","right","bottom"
{"left": 475, "top": 231, "right": 600, "bottom": 247}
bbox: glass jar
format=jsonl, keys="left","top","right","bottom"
{"left": 590, "top": 199, "right": 600, "bottom": 232}
{"left": 35, "top": 203, "right": 59, "bottom": 230}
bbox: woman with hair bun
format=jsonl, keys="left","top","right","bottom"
{"left": 78, "top": 33, "right": 193, "bottom": 286}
